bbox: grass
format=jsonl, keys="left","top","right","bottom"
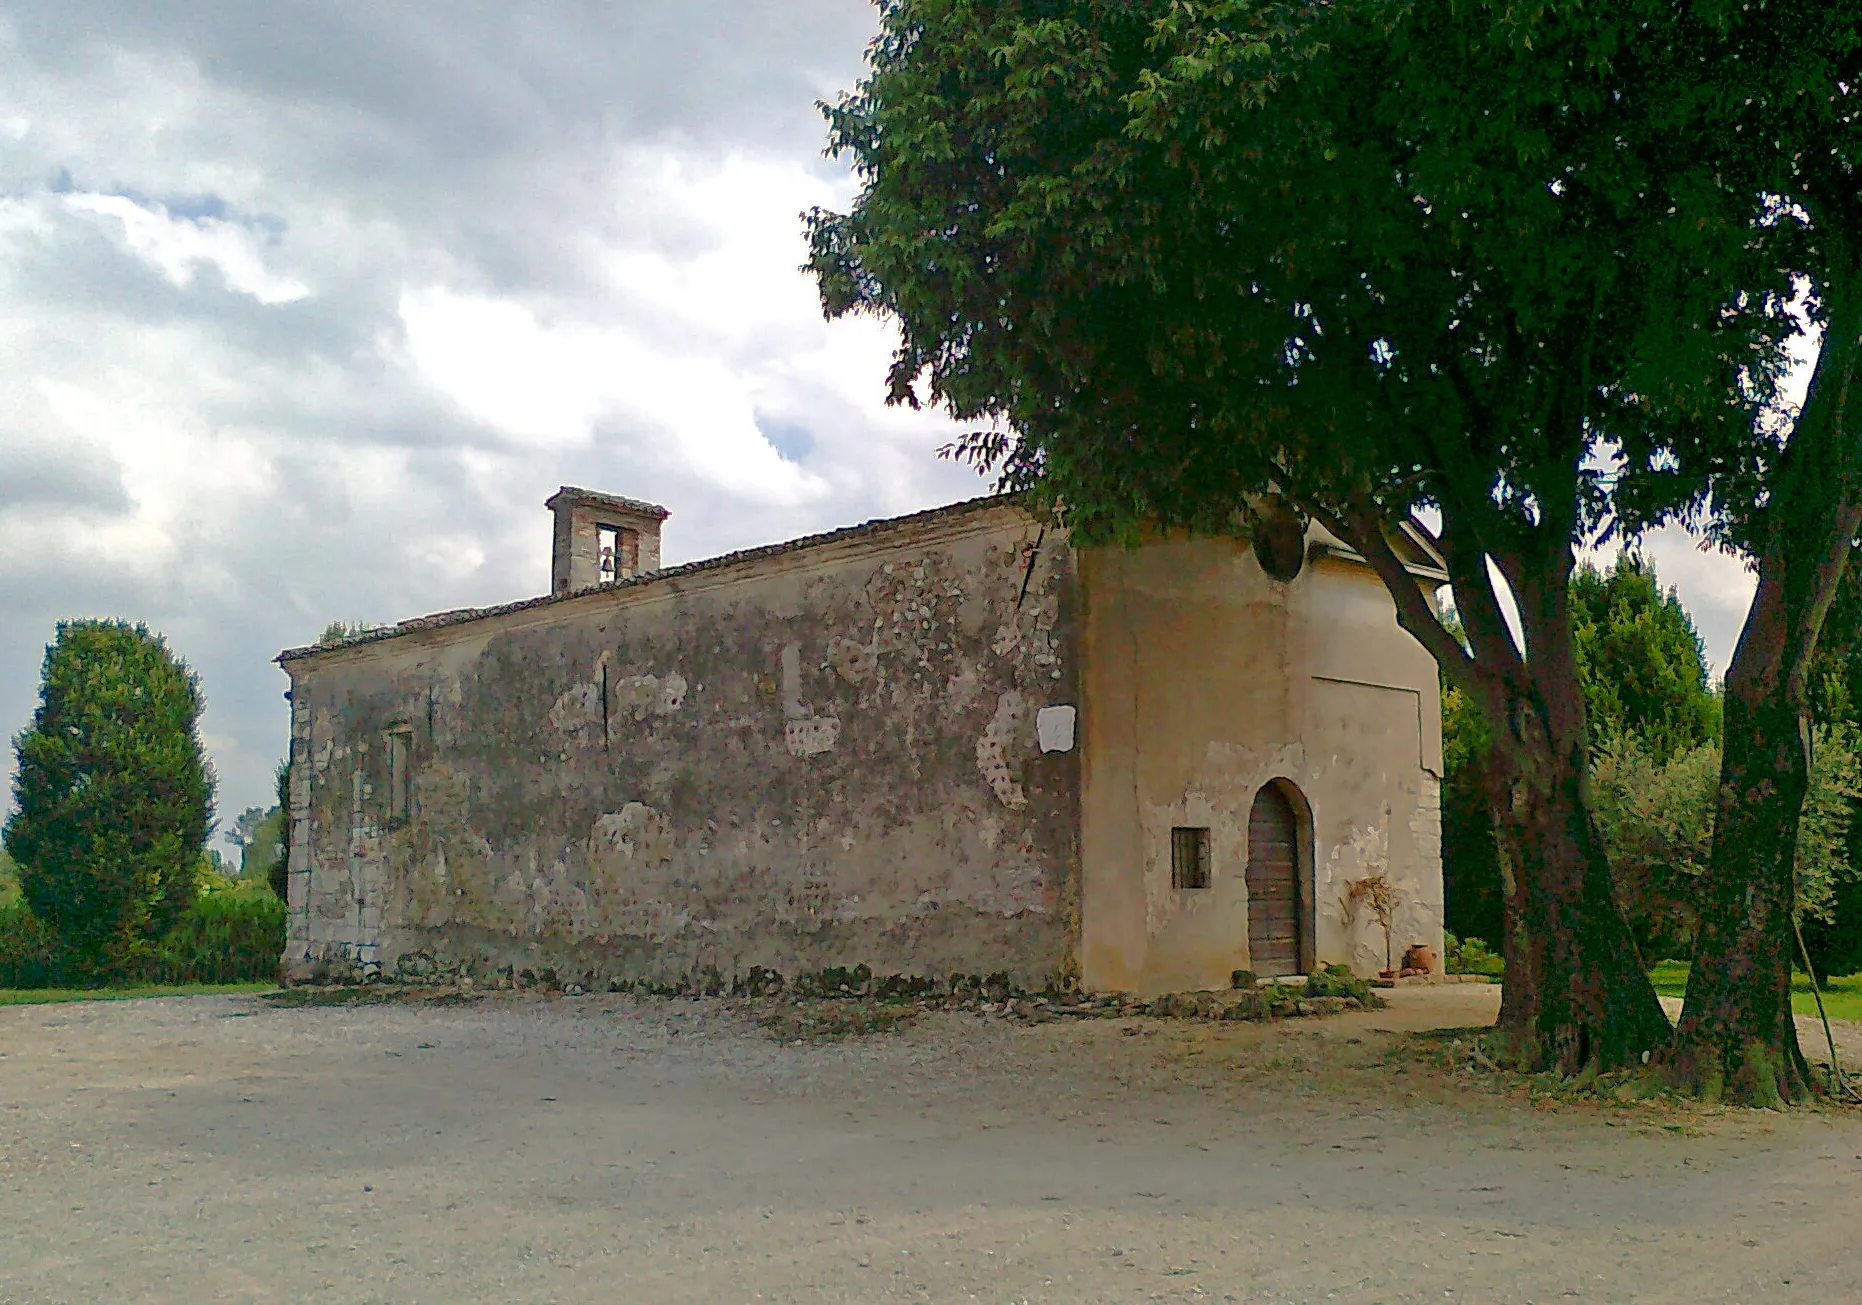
{"left": 0, "top": 981, "right": 277, "bottom": 1007}
{"left": 1647, "top": 960, "right": 1862, "bottom": 1022}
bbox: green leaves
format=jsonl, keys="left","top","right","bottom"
{"left": 812, "top": 0, "right": 1801, "bottom": 571}
{"left": 2, "top": 620, "right": 216, "bottom": 977}
{"left": 1571, "top": 554, "right": 1720, "bottom": 765}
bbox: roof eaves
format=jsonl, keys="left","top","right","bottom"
{"left": 1307, "top": 537, "right": 1450, "bottom": 584}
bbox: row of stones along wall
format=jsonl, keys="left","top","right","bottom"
{"left": 281, "top": 503, "right": 1082, "bottom": 989}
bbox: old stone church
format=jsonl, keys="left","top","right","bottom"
{"left": 277, "top": 488, "right": 1446, "bottom": 993}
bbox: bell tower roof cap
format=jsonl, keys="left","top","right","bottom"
{"left": 543, "top": 486, "right": 670, "bottom": 520}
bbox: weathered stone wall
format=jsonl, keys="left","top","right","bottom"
{"left": 281, "top": 502, "right": 1082, "bottom": 989}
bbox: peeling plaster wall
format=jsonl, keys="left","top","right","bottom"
{"left": 281, "top": 503, "right": 1081, "bottom": 988}
{"left": 1078, "top": 539, "right": 1444, "bottom": 995}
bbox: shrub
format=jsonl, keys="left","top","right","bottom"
{"left": 1802, "top": 877, "right": 1862, "bottom": 982}
{"left": 0, "top": 882, "right": 281, "bottom": 990}
{"left": 1258, "top": 981, "right": 1303, "bottom": 1017}
{"left": 1441, "top": 558, "right": 1718, "bottom": 955}
{"left": 1444, "top": 932, "right": 1505, "bottom": 978}
{"left": 319, "top": 620, "right": 384, "bottom": 644}
{"left": 0, "top": 902, "right": 57, "bottom": 988}
{"left": 133, "top": 882, "right": 284, "bottom": 986}
{"left": 1588, "top": 736, "right": 1718, "bottom": 959}
{"left": 1342, "top": 874, "right": 1398, "bottom": 973}
{"left": 1302, "top": 964, "right": 1372, "bottom": 1003}
{"left": 1589, "top": 725, "right": 1862, "bottom": 964}
{"left": 3, "top": 620, "right": 214, "bottom": 977}
{"left": 1440, "top": 681, "right": 1505, "bottom": 949}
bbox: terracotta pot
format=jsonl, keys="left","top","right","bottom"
{"left": 1402, "top": 943, "right": 1438, "bottom": 974}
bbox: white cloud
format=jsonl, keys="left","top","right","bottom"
{"left": 399, "top": 285, "right": 832, "bottom": 505}
{"left": 63, "top": 192, "right": 310, "bottom": 304}
{"left": 1584, "top": 528, "right": 1757, "bottom": 681}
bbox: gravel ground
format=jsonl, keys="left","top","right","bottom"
{"left": 3, "top": 985, "right": 1861, "bottom": 1304}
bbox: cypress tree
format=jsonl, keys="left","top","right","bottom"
{"left": 2, "top": 620, "right": 215, "bottom": 978}
{"left": 1571, "top": 556, "right": 1721, "bottom": 765}
{"left": 268, "top": 758, "right": 291, "bottom": 904}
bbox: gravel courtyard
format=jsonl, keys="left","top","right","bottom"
{"left": 4, "top": 987, "right": 1861, "bottom": 1305}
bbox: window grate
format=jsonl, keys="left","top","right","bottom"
{"left": 1171, "top": 826, "right": 1211, "bottom": 890}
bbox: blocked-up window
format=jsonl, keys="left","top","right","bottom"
{"left": 597, "top": 524, "right": 641, "bottom": 583}
{"left": 388, "top": 729, "right": 412, "bottom": 824}
{"left": 1171, "top": 826, "right": 1211, "bottom": 890}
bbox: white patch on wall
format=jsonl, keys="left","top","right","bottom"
{"left": 658, "top": 671, "right": 688, "bottom": 713}
{"left": 786, "top": 716, "right": 842, "bottom": 757}
{"left": 549, "top": 681, "right": 605, "bottom": 735}
{"left": 777, "top": 640, "right": 840, "bottom": 755}
{"left": 976, "top": 690, "right": 1028, "bottom": 809}
{"left": 971, "top": 863, "right": 1047, "bottom": 916}
{"left": 311, "top": 708, "right": 336, "bottom": 775}
{"left": 610, "top": 674, "right": 657, "bottom": 720}
{"left": 555, "top": 664, "right": 685, "bottom": 735}
{"left": 828, "top": 635, "right": 877, "bottom": 684}
{"left": 944, "top": 664, "right": 982, "bottom": 717}
{"left": 593, "top": 802, "right": 673, "bottom": 865}
{"left": 1035, "top": 705, "right": 1077, "bottom": 754}
{"left": 781, "top": 641, "right": 807, "bottom": 720}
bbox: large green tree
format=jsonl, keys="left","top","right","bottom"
{"left": 813, "top": 0, "right": 1793, "bottom": 1074}
{"left": 3, "top": 620, "right": 215, "bottom": 977}
{"left": 1655, "top": 1, "right": 1862, "bottom": 1103}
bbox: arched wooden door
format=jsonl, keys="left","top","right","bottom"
{"left": 1246, "top": 783, "right": 1303, "bottom": 976}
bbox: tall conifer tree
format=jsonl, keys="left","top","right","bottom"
{"left": 3, "top": 620, "right": 215, "bottom": 976}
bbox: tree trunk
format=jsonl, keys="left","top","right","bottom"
{"left": 1477, "top": 752, "right": 1539, "bottom": 1034}
{"left": 1488, "top": 712, "right": 1673, "bottom": 1073}
{"left": 1321, "top": 497, "right": 1669, "bottom": 1070}
{"left": 1494, "top": 813, "right": 1538, "bottom": 1033}
{"left": 1671, "top": 279, "right": 1862, "bottom": 1105}
{"left": 1669, "top": 588, "right": 1816, "bottom": 1105}
{"left": 1471, "top": 510, "right": 1671, "bottom": 1073}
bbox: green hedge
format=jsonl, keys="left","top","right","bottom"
{"left": 0, "top": 901, "right": 55, "bottom": 988}
{"left": 138, "top": 886, "right": 286, "bottom": 985}
{"left": 0, "top": 883, "right": 283, "bottom": 989}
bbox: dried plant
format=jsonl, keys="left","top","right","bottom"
{"left": 1343, "top": 874, "right": 1399, "bottom": 974}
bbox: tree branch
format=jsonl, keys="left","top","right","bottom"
{"left": 1301, "top": 490, "right": 1484, "bottom": 697}
{"left": 1438, "top": 513, "right": 1529, "bottom": 704}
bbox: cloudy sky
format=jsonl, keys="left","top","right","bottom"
{"left": 0, "top": 1, "right": 995, "bottom": 835}
{"left": 0, "top": 2, "right": 1768, "bottom": 839}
